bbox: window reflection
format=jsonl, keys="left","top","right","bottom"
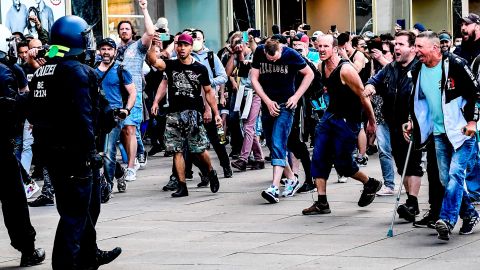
{"left": 356, "top": 0, "right": 373, "bottom": 34}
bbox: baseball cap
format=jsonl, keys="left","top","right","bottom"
{"left": 177, "top": 33, "right": 193, "bottom": 45}
{"left": 97, "top": 38, "right": 116, "bottom": 49}
{"left": 292, "top": 33, "right": 309, "bottom": 43}
{"left": 439, "top": 33, "right": 451, "bottom": 42}
{"left": 271, "top": 34, "right": 287, "bottom": 44}
{"left": 312, "top": 31, "right": 323, "bottom": 38}
{"left": 462, "top": 13, "right": 480, "bottom": 24}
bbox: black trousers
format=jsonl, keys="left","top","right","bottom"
{"left": 426, "top": 139, "right": 444, "bottom": 219}
{"left": 47, "top": 154, "right": 100, "bottom": 269}
{"left": 287, "top": 128, "right": 312, "bottom": 184}
{"left": 0, "top": 145, "right": 36, "bottom": 254}
{"left": 203, "top": 119, "right": 230, "bottom": 168}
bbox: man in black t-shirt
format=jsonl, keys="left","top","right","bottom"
{"left": 147, "top": 33, "right": 222, "bottom": 197}
{"left": 251, "top": 37, "right": 314, "bottom": 203}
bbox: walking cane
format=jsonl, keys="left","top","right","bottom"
{"left": 387, "top": 127, "right": 413, "bottom": 238}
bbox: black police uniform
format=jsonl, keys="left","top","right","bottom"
{"left": 28, "top": 57, "right": 103, "bottom": 269}
{"left": 0, "top": 63, "right": 38, "bottom": 256}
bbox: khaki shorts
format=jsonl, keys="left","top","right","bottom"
{"left": 164, "top": 110, "right": 208, "bottom": 153}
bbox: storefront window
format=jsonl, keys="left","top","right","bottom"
{"left": 233, "top": 0, "right": 255, "bottom": 31}
{"left": 355, "top": 0, "right": 373, "bottom": 35}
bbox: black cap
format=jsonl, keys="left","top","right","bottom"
{"left": 271, "top": 34, "right": 287, "bottom": 44}
{"left": 462, "top": 13, "right": 480, "bottom": 25}
{"left": 97, "top": 38, "right": 116, "bottom": 49}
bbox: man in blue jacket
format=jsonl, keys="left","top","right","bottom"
{"left": 404, "top": 31, "right": 480, "bottom": 241}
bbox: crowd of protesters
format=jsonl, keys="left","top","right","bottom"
{"left": 2, "top": 0, "right": 480, "bottom": 267}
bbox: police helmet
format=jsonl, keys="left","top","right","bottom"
{"left": 49, "top": 15, "right": 96, "bottom": 57}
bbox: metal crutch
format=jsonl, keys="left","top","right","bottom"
{"left": 387, "top": 130, "right": 413, "bottom": 238}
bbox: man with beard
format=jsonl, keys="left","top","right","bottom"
{"left": 115, "top": 0, "right": 155, "bottom": 180}
{"left": 454, "top": 13, "right": 480, "bottom": 64}
{"left": 95, "top": 38, "right": 136, "bottom": 197}
{"left": 147, "top": 33, "right": 222, "bottom": 197}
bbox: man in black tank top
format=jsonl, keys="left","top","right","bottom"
{"left": 302, "top": 35, "right": 382, "bottom": 215}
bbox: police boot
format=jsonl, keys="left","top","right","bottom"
{"left": 172, "top": 181, "right": 188, "bottom": 197}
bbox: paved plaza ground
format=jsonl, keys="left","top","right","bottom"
{"left": 1, "top": 148, "right": 480, "bottom": 269}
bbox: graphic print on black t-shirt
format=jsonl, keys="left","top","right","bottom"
{"left": 164, "top": 59, "right": 211, "bottom": 113}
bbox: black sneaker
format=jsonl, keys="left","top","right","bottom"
{"left": 366, "top": 145, "right": 378, "bottom": 155}
{"left": 250, "top": 160, "right": 265, "bottom": 170}
{"left": 435, "top": 219, "right": 452, "bottom": 241}
{"left": 231, "top": 159, "right": 247, "bottom": 171}
{"left": 96, "top": 247, "right": 122, "bottom": 267}
{"left": 358, "top": 178, "right": 382, "bottom": 207}
{"left": 302, "top": 201, "right": 331, "bottom": 215}
{"left": 223, "top": 166, "right": 233, "bottom": 178}
{"left": 197, "top": 172, "right": 209, "bottom": 188}
{"left": 413, "top": 211, "right": 436, "bottom": 229}
{"left": 163, "top": 175, "right": 179, "bottom": 191}
{"left": 114, "top": 162, "right": 126, "bottom": 180}
{"left": 209, "top": 170, "right": 220, "bottom": 193}
{"left": 20, "top": 248, "right": 45, "bottom": 267}
{"left": 355, "top": 156, "right": 369, "bottom": 167}
{"left": 28, "top": 195, "right": 54, "bottom": 207}
{"left": 397, "top": 203, "right": 419, "bottom": 222}
{"left": 297, "top": 182, "right": 316, "bottom": 193}
{"left": 148, "top": 145, "right": 164, "bottom": 156}
{"left": 459, "top": 215, "right": 480, "bottom": 235}
{"left": 172, "top": 182, "right": 188, "bottom": 197}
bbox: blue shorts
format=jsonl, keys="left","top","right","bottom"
{"left": 122, "top": 106, "right": 142, "bottom": 127}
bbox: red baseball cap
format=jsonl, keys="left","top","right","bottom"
{"left": 177, "top": 33, "right": 193, "bottom": 45}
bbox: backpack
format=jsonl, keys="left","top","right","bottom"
{"left": 207, "top": 51, "right": 216, "bottom": 77}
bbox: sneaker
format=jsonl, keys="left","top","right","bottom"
{"left": 229, "top": 152, "right": 240, "bottom": 160}
{"left": 280, "top": 178, "right": 287, "bottom": 187}
{"left": 148, "top": 145, "right": 164, "bottom": 156}
{"left": 95, "top": 247, "right": 122, "bottom": 267}
{"left": 163, "top": 175, "right": 179, "bottom": 191}
{"left": 172, "top": 182, "right": 188, "bottom": 197}
{"left": 302, "top": 201, "right": 331, "bottom": 215}
{"left": 298, "top": 182, "right": 317, "bottom": 193}
{"left": 231, "top": 159, "right": 247, "bottom": 171}
{"left": 223, "top": 166, "right": 233, "bottom": 178}
{"left": 197, "top": 173, "right": 209, "bottom": 188}
{"left": 20, "top": 248, "right": 45, "bottom": 267}
{"left": 281, "top": 178, "right": 301, "bottom": 197}
{"left": 25, "top": 181, "right": 40, "bottom": 199}
{"left": 124, "top": 168, "right": 136, "bottom": 182}
{"left": 397, "top": 203, "right": 419, "bottom": 222}
{"left": 337, "top": 175, "right": 348, "bottom": 183}
{"left": 355, "top": 155, "right": 369, "bottom": 167}
{"left": 164, "top": 150, "right": 174, "bottom": 157}
{"left": 28, "top": 195, "right": 54, "bottom": 207}
{"left": 413, "top": 211, "right": 436, "bottom": 229}
{"left": 117, "top": 176, "right": 127, "bottom": 193}
{"left": 261, "top": 185, "right": 279, "bottom": 203}
{"left": 114, "top": 162, "right": 126, "bottom": 179}
{"left": 208, "top": 170, "right": 220, "bottom": 193}
{"left": 358, "top": 178, "right": 382, "bottom": 207}
{"left": 138, "top": 153, "right": 147, "bottom": 170}
{"left": 459, "top": 215, "right": 480, "bottom": 235}
{"left": 134, "top": 158, "right": 141, "bottom": 171}
{"left": 366, "top": 145, "right": 378, "bottom": 155}
{"left": 101, "top": 184, "right": 113, "bottom": 203}
{"left": 435, "top": 219, "right": 452, "bottom": 241}
{"left": 376, "top": 186, "right": 395, "bottom": 196}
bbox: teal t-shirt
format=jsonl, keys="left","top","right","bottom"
{"left": 420, "top": 62, "right": 445, "bottom": 135}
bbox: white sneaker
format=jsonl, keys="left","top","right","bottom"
{"left": 124, "top": 168, "right": 137, "bottom": 182}
{"left": 376, "top": 186, "right": 395, "bottom": 196}
{"left": 281, "top": 178, "right": 301, "bottom": 197}
{"left": 138, "top": 153, "right": 147, "bottom": 170}
{"left": 338, "top": 175, "right": 348, "bottom": 183}
{"left": 25, "top": 181, "right": 40, "bottom": 199}
{"left": 134, "top": 158, "right": 140, "bottom": 171}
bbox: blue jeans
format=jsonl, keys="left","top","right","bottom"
{"left": 21, "top": 120, "right": 34, "bottom": 173}
{"left": 262, "top": 105, "right": 294, "bottom": 167}
{"left": 311, "top": 112, "right": 360, "bottom": 180}
{"left": 466, "top": 136, "right": 480, "bottom": 202}
{"left": 104, "top": 124, "right": 122, "bottom": 187}
{"left": 136, "top": 125, "right": 145, "bottom": 156}
{"left": 376, "top": 123, "right": 395, "bottom": 189}
{"left": 434, "top": 134, "right": 478, "bottom": 227}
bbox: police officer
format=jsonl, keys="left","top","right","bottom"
{"left": 27, "top": 16, "right": 121, "bottom": 269}
{"left": 0, "top": 24, "right": 45, "bottom": 267}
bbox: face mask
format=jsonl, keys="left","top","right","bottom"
{"left": 455, "top": 42, "right": 462, "bottom": 46}
{"left": 193, "top": 40, "right": 203, "bottom": 52}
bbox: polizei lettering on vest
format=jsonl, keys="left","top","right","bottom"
{"left": 34, "top": 64, "right": 57, "bottom": 77}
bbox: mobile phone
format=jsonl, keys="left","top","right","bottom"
{"left": 36, "top": 49, "right": 46, "bottom": 59}
{"left": 159, "top": 33, "right": 170, "bottom": 41}
{"left": 396, "top": 19, "right": 406, "bottom": 30}
{"left": 330, "top": 25, "right": 337, "bottom": 32}
{"left": 249, "top": 29, "right": 261, "bottom": 38}
{"left": 303, "top": 24, "right": 311, "bottom": 31}
{"left": 242, "top": 31, "right": 249, "bottom": 43}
